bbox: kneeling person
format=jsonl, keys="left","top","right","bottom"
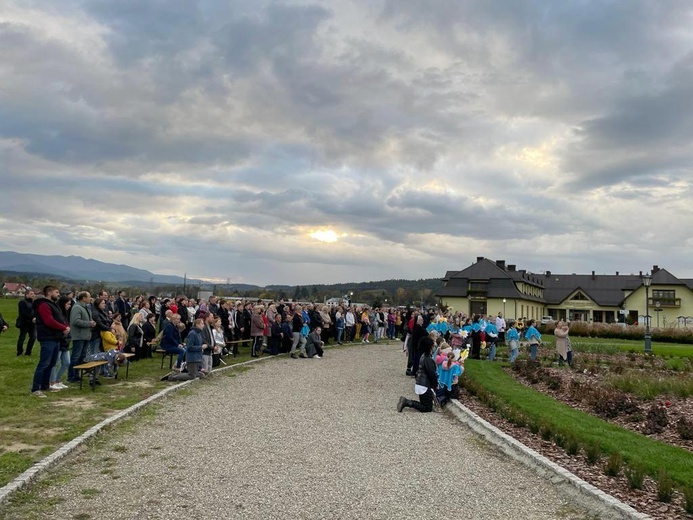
{"left": 305, "top": 326, "right": 325, "bottom": 359}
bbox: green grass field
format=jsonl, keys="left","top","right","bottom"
{"left": 0, "top": 297, "right": 255, "bottom": 487}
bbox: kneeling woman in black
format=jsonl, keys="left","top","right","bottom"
{"left": 397, "top": 336, "right": 438, "bottom": 413}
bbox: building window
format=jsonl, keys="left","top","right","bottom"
{"left": 468, "top": 282, "right": 487, "bottom": 295}
{"left": 653, "top": 290, "right": 675, "bottom": 300}
{"left": 571, "top": 291, "right": 589, "bottom": 300}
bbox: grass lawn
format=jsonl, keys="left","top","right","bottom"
{"left": 0, "top": 297, "right": 255, "bottom": 487}
{"left": 463, "top": 359, "right": 693, "bottom": 487}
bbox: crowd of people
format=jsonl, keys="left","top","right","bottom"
{"left": 397, "top": 309, "right": 571, "bottom": 413}
{"left": 14, "top": 286, "right": 570, "bottom": 401}
{"left": 16, "top": 287, "right": 413, "bottom": 395}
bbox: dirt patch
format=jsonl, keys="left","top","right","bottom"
{"left": 0, "top": 426, "right": 64, "bottom": 437}
{"left": 1, "top": 443, "right": 40, "bottom": 454}
{"left": 51, "top": 397, "right": 95, "bottom": 410}
{"left": 118, "top": 381, "right": 154, "bottom": 388}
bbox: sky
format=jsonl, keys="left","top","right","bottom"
{"left": 1, "top": 0, "right": 693, "bottom": 286}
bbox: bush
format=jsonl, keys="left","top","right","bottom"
{"left": 657, "top": 469, "right": 674, "bottom": 503}
{"left": 545, "top": 374, "right": 562, "bottom": 391}
{"left": 677, "top": 417, "right": 693, "bottom": 440}
{"left": 512, "top": 413, "right": 527, "bottom": 428}
{"left": 591, "top": 389, "right": 640, "bottom": 419}
{"left": 528, "top": 419, "right": 540, "bottom": 435}
{"left": 543, "top": 321, "right": 693, "bottom": 343}
{"left": 624, "top": 463, "right": 645, "bottom": 490}
{"left": 585, "top": 442, "right": 601, "bottom": 465}
{"left": 540, "top": 422, "right": 554, "bottom": 441}
{"left": 566, "top": 379, "right": 585, "bottom": 401}
{"left": 565, "top": 436, "right": 580, "bottom": 456}
{"left": 604, "top": 452, "right": 623, "bottom": 477}
{"left": 683, "top": 486, "right": 693, "bottom": 514}
{"left": 554, "top": 431, "right": 566, "bottom": 448}
{"left": 644, "top": 404, "right": 668, "bottom": 434}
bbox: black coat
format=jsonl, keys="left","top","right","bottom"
{"left": 415, "top": 354, "right": 438, "bottom": 389}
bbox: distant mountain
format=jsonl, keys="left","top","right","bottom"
{"left": 0, "top": 251, "right": 198, "bottom": 285}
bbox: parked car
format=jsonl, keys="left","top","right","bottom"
{"left": 540, "top": 315, "right": 554, "bottom": 324}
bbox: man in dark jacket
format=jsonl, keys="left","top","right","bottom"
{"left": 17, "top": 290, "right": 36, "bottom": 356}
{"left": 31, "top": 286, "right": 70, "bottom": 397}
{"left": 115, "top": 290, "right": 131, "bottom": 328}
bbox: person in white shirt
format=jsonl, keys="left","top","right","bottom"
{"left": 496, "top": 312, "right": 506, "bottom": 343}
{"left": 345, "top": 308, "right": 355, "bottom": 342}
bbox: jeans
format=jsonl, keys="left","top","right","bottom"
{"left": 17, "top": 325, "right": 36, "bottom": 355}
{"left": 530, "top": 343, "right": 538, "bottom": 361}
{"left": 88, "top": 337, "right": 102, "bottom": 357}
{"left": 487, "top": 342, "right": 496, "bottom": 361}
{"left": 31, "top": 340, "right": 61, "bottom": 392}
{"left": 509, "top": 348, "right": 519, "bottom": 363}
{"left": 290, "top": 332, "right": 306, "bottom": 355}
{"left": 50, "top": 350, "right": 70, "bottom": 383}
{"left": 164, "top": 346, "right": 186, "bottom": 368}
{"left": 559, "top": 350, "right": 573, "bottom": 367}
{"left": 251, "top": 336, "right": 263, "bottom": 356}
{"left": 336, "top": 327, "right": 343, "bottom": 344}
{"left": 387, "top": 323, "right": 395, "bottom": 339}
{"left": 69, "top": 339, "right": 90, "bottom": 381}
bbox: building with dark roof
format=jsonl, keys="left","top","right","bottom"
{"left": 437, "top": 258, "right": 693, "bottom": 327}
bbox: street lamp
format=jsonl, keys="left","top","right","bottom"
{"left": 655, "top": 301, "right": 662, "bottom": 328}
{"left": 502, "top": 298, "right": 506, "bottom": 317}
{"left": 643, "top": 273, "right": 652, "bottom": 353}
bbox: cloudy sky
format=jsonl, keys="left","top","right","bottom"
{"left": 2, "top": 1, "right": 692, "bottom": 285}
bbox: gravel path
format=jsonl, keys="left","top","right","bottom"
{"left": 1, "top": 343, "right": 604, "bottom": 519}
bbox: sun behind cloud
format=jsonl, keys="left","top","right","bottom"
{"left": 309, "top": 229, "right": 340, "bottom": 243}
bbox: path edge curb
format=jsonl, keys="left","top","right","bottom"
{"left": 447, "top": 399, "right": 652, "bottom": 520}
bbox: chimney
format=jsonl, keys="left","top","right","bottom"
{"left": 496, "top": 260, "right": 506, "bottom": 270}
{"left": 652, "top": 265, "right": 660, "bottom": 274}
{"left": 508, "top": 264, "right": 516, "bottom": 272}
{"left": 545, "top": 270, "right": 551, "bottom": 277}
{"left": 639, "top": 271, "right": 643, "bottom": 276}
{"left": 615, "top": 271, "right": 619, "bottom": 276}
{"left": 476, "top": 256, "right": 484, "bottom": 263}
{"left": 592, "top": 270, "right": 595, "bottom": 280}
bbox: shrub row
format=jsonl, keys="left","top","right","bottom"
{"left": 539, "top": 321, "right": 693, "bottom": 344}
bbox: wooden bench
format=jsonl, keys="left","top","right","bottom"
{"left": 155, "top": 349, "right": 175, "bottom": 369}
{"left": 116, "top": 353, "right": 136, "bottom": 380}
{"left": 224, "top": 339, "right": 245, "bottom": 357}
{"left": 73, "top": 360, "right": 108, "bottom": 391}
